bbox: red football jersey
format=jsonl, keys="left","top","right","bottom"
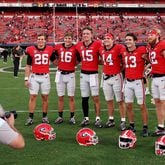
{"left": 76, "top": 40, "right": 101, "bottom": 71}
{"left": 26, "top": 45, "right": 54, "bottom": 73}
{"left": 54, "top": 43, "right": 78, "bottom": 71}
{"left": 148, "top": 40, "right": 165, "bottom": 74}
{"left": 99, "top": 44, "right": 124, "bottom": 75}
{"left": 121, "top": 46, "right": 147, "bottom": 79}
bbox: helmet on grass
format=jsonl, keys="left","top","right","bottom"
{"left": 76, "top": 128, "right": 98, "bottom": 146}
{"left": 33, "top": 123, "right": 56, "bottom": 141}
{"left": 155, "top": 135, "right": 165, "bottom": 156}
{"left": 119, "top": 130, "right": 137, "bottom": 149}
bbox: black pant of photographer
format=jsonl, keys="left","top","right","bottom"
{"left": 13, "top": 58, "right": 20, "bottom": 77}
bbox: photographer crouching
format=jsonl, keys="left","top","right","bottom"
{"left": 0, "top": 105, "right": 25, "bottom": 149}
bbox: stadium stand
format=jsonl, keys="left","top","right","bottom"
{"left": 0, "top": 1, "right": 164, "bottom": 45}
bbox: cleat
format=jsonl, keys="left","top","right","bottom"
{"left": 69, "top": 117, "right": 76, "bottom": 125}
{"left": 54, "top": 117, "right": 63, "bottom": 124}
{"left": 142, "top": 128, "right": 149, "bottom": 137}
{"left": 104, "top": 120, "right": 115, "bottom": 128}
{"left": 80, "top": 118, "right": 90, "bottom": 127}
{"left": 25, "top": 117, "right": 33, "bottom": 126}
{"left": 152, "top": 127, "right": 165, "bottom": 136}
{"left": 42, "top": 117, "right": 49, "bottom": 124}
{"left": 128, "top": 125, "right": 136, "bottom": 132}
{"left": 120, "top": 121, "right": 126, "bottom": 131}
{"left": 95, "top": 119, "right": 103, "bottom": 128}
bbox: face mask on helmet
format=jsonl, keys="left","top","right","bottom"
{"left": 155, "top": 135, "right": 165, "bottom": 156}
{"left": 76, "top": 128, "right": 98, "bottom": 146}
{"left": 33, "top": 123, "right": 56, "bottom": 141}
{"left": 119, "top": 130, "right": 137, "bottom": 149}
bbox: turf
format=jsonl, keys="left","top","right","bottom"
{"left": 0, "top": 58, "right": 164, "bottom": 165}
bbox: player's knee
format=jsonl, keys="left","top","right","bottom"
{"left": 69, "top": 96, "right": 74, "bottom": 102}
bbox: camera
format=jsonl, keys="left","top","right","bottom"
{"left": 4, "top": 110, "right": 18, "bottom": 119}
{"left": 0, "top": 104, "right": 18, "bottom": 119}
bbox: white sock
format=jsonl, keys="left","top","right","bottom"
{"left": 96, "top": 116, "right": 100, "bottom": 121}
{"left": 121, "top": 118, "right": 126, "bottom": 122}
{"left": 85, "top": 117, "right": 89, "bottom": 120}
{"left": 109, "top": 116, "right": 114, "bottom": 120}
{"left": 158, "top": 124, "right": 164, "bottom": 128}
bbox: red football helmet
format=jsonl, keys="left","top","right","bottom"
{"left": 119, "top": 130, "right": 137, "bottom": 149}
{"left": 76, "top": 128, "right": 98, "bottom": 146}
{"left": 155, "top": 135, "right": 165, "bottom": 156}
{"left": 33, "top": 123, "right": 56, "bottom": 141}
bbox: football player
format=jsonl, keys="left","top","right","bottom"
{"left": 147, "top": 29, "right": 165, "bottom": 136}
{"left": 76, "top": 26, "right": 102, "bottom": 128}
{"left": 99, "top": 33, "right": 126, "bottom": 131}
{"left": 54, "top": 32, "right": 80, "bottom": 125}
{"left": 121, "top": 33, "right": 149, "bottom": 137}
{"left": 24, "top": 33, "right": 56, "bottom": 126}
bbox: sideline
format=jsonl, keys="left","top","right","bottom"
{"left": 16, "top": 108, "right": 155, "bottom": 113}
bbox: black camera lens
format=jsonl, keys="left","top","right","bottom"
{"left": 4, "top": 110, "right": 17, "bottom": 119}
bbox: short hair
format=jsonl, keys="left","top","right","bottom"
{"left": 37, "top": 33, "right": 47, "bottom": 40}
{"left": 64, "top": 32, "right": 73, "bottom": 39}
{"left": 82, "top": 26, "right": 93, "bottom": 33}
{"left": 148, "top": 28, "right": 161, "bottom": 40}
{"left": 126, "top": 33, "right": 137, "bottom": 41}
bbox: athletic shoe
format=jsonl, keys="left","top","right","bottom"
{"left": 95, "top": 119, "right": 103, "bottom": 128}
{"left": 152, "top": 127, "right": 165, "bottom": 136}
{"left": 80, "top": 118, "right": 90, "bottom": 127}
{"left": 69, "top": 117, "right": 76, "bottom": 125}
{"left": 42, "top": 117, "right": 49, "bottom": 124}
{"left": 142, "top": 128, "right": 149, "bottom": 137}
{"left": 120, "top": 121, "right": 126, "bottom": 131}
{"left": 54, "top": 117, "right": 63, "bottom": 124}
{"left": 25, "top": 117, "right": 33, "bottom": 126}
{"left": 128, "top": 125, "right": 136, "bottom": 132}
{"left": 104, "top": 120, "right": 115, "bottom": 128}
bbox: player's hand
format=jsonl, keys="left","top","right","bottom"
{"left": 25, "top": 81, "right": 30, "bottom": 88}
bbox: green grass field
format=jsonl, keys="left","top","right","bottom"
{"left": 0, "top": 57, "right": 165, "bottom": 165}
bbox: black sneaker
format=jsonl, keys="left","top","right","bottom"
{"left": 120, "top": 121, "right": 126, "bottom": 131}
{"left": 95, "top": 119, "right": 103, "bottom": 128}
{"left": 42, "top": 117, "right": 50, "bottom": 124}
{"left": 69, "top": 117, "right": 76, "bottom": 125}
{"left": 142, "top": 128, "right": 149, "bottom": 137}
{"left": 128, "top": 125, "right": 136, "bottom": 132}
{"left": 104, "top": 120, "right": 115, "bottom": 128}
{"left": 25, "top": 117, "right": 33, "bottom": 126}
{"left": 152, "top": 127, "right": 165, "bottom": 136}
{"left": 80, "top": 118, "right": 90, "bottom": 127}
{"left": 54, "top": 117, "right": 63, "bottom": 124}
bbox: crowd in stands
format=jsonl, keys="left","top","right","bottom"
{"left": 0, "top": 8, "right": 164, "bottom": 44}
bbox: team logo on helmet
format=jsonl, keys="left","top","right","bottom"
{"left": 33, "top": 123, "right": 56, "bottom": 141}
{"left": 76, "top": 128, "right": 98, "bottom": 146}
